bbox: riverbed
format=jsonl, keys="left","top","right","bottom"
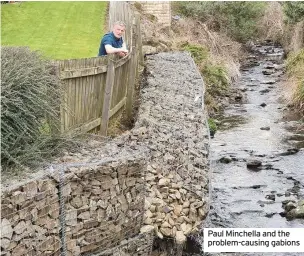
{"left": 204, "top": 42, "right": 304, "bottom": 256}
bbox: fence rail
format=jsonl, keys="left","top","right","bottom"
{"left": 57, "top": 2, "right": 142, "bottom": 136}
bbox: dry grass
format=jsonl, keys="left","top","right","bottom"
{"left": 285, "top": 78, "right": 304, "bottom": 114}
{"left": 107, "top": 114, "right": 125, "bottom": 137}
{"left": 286, "top": 49, "right": 304, "bottom": 113}
{"left": 139, "top": 12, "right": 243, "bottom": 84}
{"left": 169, "top": 18, "right": 244, "bottom": 115}
{"left": 257, "top": 3, "right": 303, "bottom": 114}
{"left": 258, "top": 2, "right": 304, "bottom": 54}
{"left": 172, "top": 18, "right": 242, "bottom": 84}
{"left": 290, "top": 21, "right": 304, "bottom": 52}
{"left": 257, "top": 2, "right": 284, "bottom": 43}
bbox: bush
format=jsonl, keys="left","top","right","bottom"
{"left": 176, "top": 1, "right": 266, "bottom": 42}
{"left": 283, "top": 2, "right": 304, "bottom": 24}
{"left": 208, "top": 118, "right": 217, "bottom": 137}
{"left": 202, "top": 64, "right": 229, "bottom": 95}
{"left": 1, "top": 47, "right": 63, "bottom": 171}
{"left": 182, "top": 42, "right": 209, "bottom": 62}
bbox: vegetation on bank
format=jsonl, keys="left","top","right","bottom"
{"left": 1, "top": 1, "right": 107, "bottom": 59}
{"left": 173, "top": 1, "right": 267, "bottom": 116}
{"left": 283, "top": 3, "right": 304, "bottom": 114}
{"left": 283, "top": 2, "right": 304, "bottom": 24}
{"left": 175, "top": 1, "right": 304, "bottom": 115}
{"left": 181, "top": 43, "right": 229, "bottom": 115}
{"left": 169, "top": 2, "right": 243, "bottom": 118}
{"left": 207, "top": 118, "right": 218, "bottom": 137}
{"left": 1, "top": 47, "right": 77, "bottom": 173}
{"left": 258, "top": 2, "right": 304, "bottom": 114}
{"left": 176, "top": 1, "right": 266, "bottom": 42}
{"left": 286, "top": 49, "right": 304, "bottom": 113}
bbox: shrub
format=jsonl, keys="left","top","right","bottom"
{"left": 181, "top": 42, "right": 209, "bottom": 62}
{"left": 283, "top": 2, "right": 304, "bottom": 24}
{"left": 202, "top": 64, "right": 229, "bottom": 95}
{"left": 182, "top": 43, "right": 228, "bottom": 94}
{"left": 208, "top": 118, "right": 218, "bottom": 137}
{"left": 1, "top": 46, "right": 63, "bottom": 171}
{"left": 176, "top": 1, "right": 266, "bottom": 42}
{"left": 202, "top": 63, "right": 229, "bottom": 115}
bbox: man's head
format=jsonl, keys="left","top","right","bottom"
{"left": 112, "top": 21, "right": 126, "bottom": 39}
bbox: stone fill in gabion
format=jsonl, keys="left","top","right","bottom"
{"left": 123, "top": 52, "right": 210, "bottom": 244}
{"left": 1, "top": 142, "right": 148, "bottom": 256}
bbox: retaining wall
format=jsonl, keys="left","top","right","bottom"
{"left": 1, "top": 51, "right": 210, "bottom": 256}
{"left": 1, "top": 141, "right": 148, "bottom": 256}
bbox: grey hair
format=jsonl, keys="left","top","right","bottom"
{"left": 113, "top": 21, "right": 126, "bottom": 27}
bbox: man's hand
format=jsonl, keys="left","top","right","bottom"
{"left": 117, "top": 52, "right": 127, "bottom": 57}
{"left": 120, "top": 48, "right": 129, "bottom": 54}
{"left": 117, "top": 48, "right": 128, "bottom": 57}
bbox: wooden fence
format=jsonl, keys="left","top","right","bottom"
{"left": 57, "top": 2, "right": 142, "bottom": 136}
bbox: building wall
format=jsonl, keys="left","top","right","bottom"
{"left": 140, "top": 1, "right": 171, "bottom": 27}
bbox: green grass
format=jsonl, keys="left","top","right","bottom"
{"left": 1, "top": 1, "right": 108, "bottom": 59}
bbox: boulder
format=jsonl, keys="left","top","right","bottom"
{"left": 140, "top": 225, "right": 154, "bottom": 234}
{"left": 260, "top": 126, "right": 270, "bottom": 131}
{"left": 175, "top": 231, "right": 186, "bottom": 245}
{"left": 1, "top": 219, "right": 13, "bottom": 239}
{"left": 246, "top": 159, "right": 262, "bottom": 169}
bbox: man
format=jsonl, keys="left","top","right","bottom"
{"left": 98, "top": 21, "right": 129, "bottom": 57}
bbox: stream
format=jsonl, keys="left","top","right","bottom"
{"left": 204, "top": 42, "right": 304, "bottom": 256}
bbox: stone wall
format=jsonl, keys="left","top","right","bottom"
{"left": 140, "top": 1, "right": 171, "bottom": 28}
{"left": 130, "top": 52, "right": 210, "bottom": 252}
{"left": 1, "top": 142, "right": 148, "bottom": 256}
{"left": 1, "top": 51, "right": 210, "bottom": 256}
{"left": 1, "top": 178, "right": 60, "bottom": 256}
{"left": 63, "top": 159, "right": 146, "bottom": 255}
{"left": 90, "top": 232, "right": 154, "bottom": 256}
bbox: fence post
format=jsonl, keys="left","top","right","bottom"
{"left": 100, "top": 58, "right": 115, "bottom": 136}
{"left": 49, "top": 61, "right": 64, "bottom": 134}
{"left": 134, "top": 14, "right": 141, "bottom": 80}
{"left": 57, "top": 61, "right": 66, "bottom": 134}
{"left": 136, "top": 13, "right": 144, "bottom": 66}
{"left": 125, "top": 16, "right": 139, "bottom": 121}
{"left": 125, "top": 49, "right": 137, "bottom": 121}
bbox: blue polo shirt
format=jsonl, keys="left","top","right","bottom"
{"left": 98, "top": 32, "right": 123, "bottom": 56}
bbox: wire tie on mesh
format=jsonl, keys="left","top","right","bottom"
{"left": 58, "top": 166, "right": 67, "bottom": 256}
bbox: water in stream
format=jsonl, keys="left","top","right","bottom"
{"left": 204, "top": 42, "right": 304, "bottom": 255}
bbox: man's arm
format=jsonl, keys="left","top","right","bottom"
{"left": 121, "top": 42, "right": 127, "bottom": 51}
{"left": 105, "top": 44, "right": 128, "bottom": 54}
{"left": 117, "top": 42, "right": 128, "bottom": 57}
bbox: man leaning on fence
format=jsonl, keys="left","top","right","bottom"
{"left": 98, "top": 21, "right": 129, "bottom": 57}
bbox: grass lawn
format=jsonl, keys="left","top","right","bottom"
{"left": 1, "top": 1, "right": 108, "bottom": 59}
